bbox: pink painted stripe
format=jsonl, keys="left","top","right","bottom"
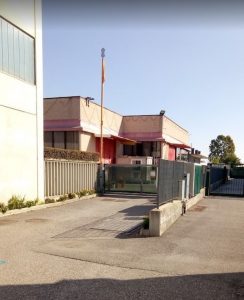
{"left": 45, "top": 128, "right": 81, "bottom": 132}
{"left": 121, "top": 131, "right": 162, "bottom": 139}
{"left": 44, "top": 119, "right": 80, "bottom": 129}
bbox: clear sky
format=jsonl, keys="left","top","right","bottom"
{"left": 43, "top": 0, "right": 244, "bottom": 162}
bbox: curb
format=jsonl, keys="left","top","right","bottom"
{"left": 0, "top": 194, "right": 97, "bottom": 218}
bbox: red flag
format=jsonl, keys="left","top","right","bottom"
{"left": 102, "top": 60, "right": 105, "bottom": 83}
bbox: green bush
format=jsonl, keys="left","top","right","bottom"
{"left": 0, "top": 202, "right": 8, "bottom": 214}
{"left": 68, "top": 193, "right": 76, "bottom": 199}
{"left": 44, "top": 147, "right": 99, "bottom": 162}
{"left": 88, "top": 189, "right": 96, "bottom": 195}
{"left": 77, "top": 189, "right": 96, "bottom": 197}
{"left": 25, "top": 200, "right": 36, "bottom": 208}
{"left": 8, "top": 195, "right": 26, "bottom": 210}
{"left": 45, "top": 198, "right": 55, "bottom": 204}
{"left": 57, "top": 194, "right": 68, "bottom": 202}
{"left": 77, "top": 190, "right": 87, "bottom": 197}
{"left": 142, "top": 217, "right": 149, "bottom": 229}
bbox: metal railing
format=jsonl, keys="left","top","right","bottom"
{"left": 45, "top": 159, "right": 98, "bottom": 197}
{"left": 104, "top": 164, "right": 158, "bottom": 194}
{"left": 157, "top": 159, "right": 195, "bottom": 207}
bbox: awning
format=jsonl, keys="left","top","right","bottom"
{"left": 112, "top": 135, "right": 136, "bottom": 145}
{"left": 94, "top": 134, "right": 136, "bottom": 145}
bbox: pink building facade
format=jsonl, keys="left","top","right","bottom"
{"left": 44, "top": 96, "right": 191, "bottom": 164}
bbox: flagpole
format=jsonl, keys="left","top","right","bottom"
{"left": 100, "top": 48, "right": 105, "bottom": 165}
{"left": 100, "top": 48, "right": 105, "bottom": 194}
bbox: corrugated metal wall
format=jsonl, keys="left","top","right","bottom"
{"left": 45, "top": 159, "right": 98, "bottom": 197}
{"left": 157, "top": 159, "right": 195, "bottom": 206}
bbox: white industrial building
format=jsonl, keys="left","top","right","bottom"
{"left": 0, "top": 0, "right": 44, "bottom": 203}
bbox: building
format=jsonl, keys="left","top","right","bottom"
{"left": 44, "top": 96, "right": 191, "bottom": 164}
{"left": 119, "top": 113, "right": 190, "bottom": 164}
{"left": 0, "top": 0, "right": 44, "bottom": 203}
{"left": 44, "top": 96, "right": 135, "bottom": 164}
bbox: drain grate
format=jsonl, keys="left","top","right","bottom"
{"left": 53, "top": 213, "right": 144, "bottom": 239}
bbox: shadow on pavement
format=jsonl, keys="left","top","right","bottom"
{"left": 0, "top": 272, "right": 243, "bottom": 300}
{"left": 118, "top": 204, "right": 155, "bottom": 218}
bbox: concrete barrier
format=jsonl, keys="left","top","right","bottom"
{"left": 149, "top": 188, "right": 205, "bottom": 237}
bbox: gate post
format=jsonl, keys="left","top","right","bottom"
{"left": 99, "top": 164, "right": 105, "bottom": 195}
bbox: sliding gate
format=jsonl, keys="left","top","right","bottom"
{"left": 104, "top": 164, "right": 157, "bottom": 194}
{"left": 207, "top": 164, "right": 244, "bottom": 196}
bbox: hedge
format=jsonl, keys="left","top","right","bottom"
{"left": 44, "top": 147, "right": 99, "bottom": 162}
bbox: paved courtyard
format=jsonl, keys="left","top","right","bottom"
{"left": 0, "top": 194, "right": 243, "bottom": 299}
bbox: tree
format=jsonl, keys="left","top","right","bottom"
{"left": 209, "top": 135, "right": 240, "bottom": 165}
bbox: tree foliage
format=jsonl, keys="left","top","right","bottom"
{"left": 209, "top": 135, "right": 240, "bottom": 165}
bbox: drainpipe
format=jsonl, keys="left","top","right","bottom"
{"left": 159, "top": 110, "right": 165, "bottom": 160}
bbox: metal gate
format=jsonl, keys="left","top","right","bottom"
{"left": 207, "top": 164, "right": 244, "bottom": 196}
{"left": 104, "top": 164, "right": 157, "bottom": 194}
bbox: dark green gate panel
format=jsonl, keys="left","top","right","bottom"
{"left": 194, "top": 165, "right": 202, "bottom": 196}
{"left": 230, "top": 167, "right": 244, "bottom": 179}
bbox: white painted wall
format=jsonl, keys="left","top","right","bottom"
{"left": 0, "top": 0, "right": 44, "bottom": 203}
{"left": 80, "top": 132, "right": 96, "bottom": 153}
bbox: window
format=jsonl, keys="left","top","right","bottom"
{"left": 132, "top": 160, "right": 142, "bottom": 165}
{"left": 66, "top": 132, "right": 79, "bottom": 150}
{"left": 44, "top": 132, "right": 53, "bottom": 148}
{"left": 0, "top": 16, "right": 35, "bottom": 84}
{"left": 123, "top": 142, "right": 161, "bottom": 157}
{"left": 44, "top": 131, "right": 79, "bottom": 150}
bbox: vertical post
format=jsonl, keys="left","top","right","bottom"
{"left": 156, "top": 160, "right": 161, "bottom": 209}
{"left": 99, "top": 48, "right": 105, "bottom": 194}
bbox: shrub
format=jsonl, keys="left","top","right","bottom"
{"left": 68, "top": 193, "right": 76, "bottom": 199}
{"left": 0, "top": 202, "right": 8, "bottom": 214}
{"left": 77, "top": 189, "right": 96, "bottom": 197}
{"left": 25, "top": 200, "right": 36, "bottom": 208}
{"left": 8, "top": 195, "right": 26, "bottom": 210}
{"left": 45, "top": 198, "right": 55, "bottom": 204}
{"left": 142, "top": 217, "right": 149, "bottom": 229}
{"left": 57, "top": 194, "right": 68, "bottom": 202}
{"left": 44, "top": 147, "right": 99, "bottom": 162}
{"left": 34, "top": 198, "right": 39, "bottom": 205}
{"left": 77, "top": 190, "right": 87, "bottom": 197}
{"left": 88, "top": 189, "right": 96, "bottom": 195}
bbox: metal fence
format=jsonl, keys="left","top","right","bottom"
{"left": 45, "top": 159, "right": 98, "bottom": 197}
{"left": 230, "top": 165, "right": 244, "bottom": 179}
{"left": 104, "top": 164, "right": 157, "bottom": 194}
{"left": 157, "top": 159, "right": 195, "bottom": 207}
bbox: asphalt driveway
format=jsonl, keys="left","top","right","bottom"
{"left": 0, "top": 194, "right": 243, "bottom": 299}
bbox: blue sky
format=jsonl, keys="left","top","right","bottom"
{"left": 43, "top": 1, "right": 244, "bottom": 162}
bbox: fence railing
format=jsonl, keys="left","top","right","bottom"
{"left": 157, "top": 159, "right": 195, "bottom": 207}
{"left": 45, "top": 159, "right": 98, "bottom": 197}
{"left": 104, "top": 164, "right": 157, "bottom": 194}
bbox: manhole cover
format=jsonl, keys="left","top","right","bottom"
{"left": 0, "top": 219, "right": 18, "bottom": 225}
{"left": 189, "top": 205, "right": 207, "bottom": 212}
{"left": 25, "top": 218, "right": 49, "bottom": 223}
